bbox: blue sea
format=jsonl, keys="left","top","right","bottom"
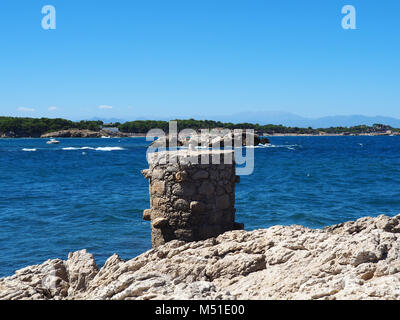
{"left": 1, "top": 136, "right": 400, "bottom": 277}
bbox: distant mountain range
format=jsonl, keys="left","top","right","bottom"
{"left": 209, "top": 112, "right": 400, "bottom": 128}
{"left": 88, "top": 117, "right": 127, "bottom": 124}
{"left": 87, "top": 112, "right": 400, "bottom": 128}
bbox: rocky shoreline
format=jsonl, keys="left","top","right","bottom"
{"left": 0, "top": 129, "right": 133, "bottom": 138}
{"left": 1, "top": 130, "right": 399, "bottom": 139}
{"left": 1, "top": 214, "right": 400, "bottom": 300}
{"left": 40, "top": 129, "right": 132, "bottom": 138}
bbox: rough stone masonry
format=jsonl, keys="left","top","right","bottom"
{"left": 142, "top": 149, "right": 243, "bottom": 247}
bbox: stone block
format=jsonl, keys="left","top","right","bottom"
{"left": 199, "top": 181, "right": 215, "bottom": 196}
{"left": 152, "top": 181, "right": 165, "bottom": 195}
{"left": 175, "top": 170, "right": 188, "bottom": 182}
{"left": 174, "top": 199, "right": 189, "bottom": 211}
{"left": 216, "top": 194, "right": 230, "bottom": 210}
{"left": 143, "top": 209, "right": 152, "bottom": 221}
{"left": 190, "top": 201, "right": 206, "bottom": 213}
{"left": 192, "top": 170, "right": 209, "bottom": 180}
{"left": 152, "top": 217, "right": 168, "bottom": 229}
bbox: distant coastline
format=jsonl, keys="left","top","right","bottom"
{"left": 1, "top": 116, "right": 399, "bottom": 138}
{"left": 266, "top": 132, "right": 400, "bottom": 137}
{"left": 1, "top": 132, "right": 399, "bottom": 138}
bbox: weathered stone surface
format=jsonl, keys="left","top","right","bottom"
{"left": 143, "top": 150, "right": 241, "bottom": 246}
{"left": 151, "top": 181, "right": 165, "bottom": 196}
{"left": 199, "top": 181, "right": 214, "bottom": 196}
{"left": 141, "top": 169, "right": 150, "bottom": 178}
{"left": 152, "top": 217, "right": 168, "bottom": 229}
{"left": 150, "top": 169, "right": 165, "bottom": 180}
{"left": 143, "top": 209, "right": 152, "bottom": 221}
{"left": 151, "top": 197, "right": 166, "bottom": 209}
{"left": 190, "top": 201, "right": 206, "bottom": 213}
{"left": 216, "top": 195, "right": 231, "bottom": 210}
{"left": 65, "top": 250, "right": 98, "bottom": 296}
{"left": 175, "top": 171, "right": 188, "bottom": 182}
{"left": 171, "top": 184, "right": 184, "bottom": 196}
{"left": 192, "top": 170, "right": 209, "bottom": 180}
{"left": 174, "top": 199, "right": 189, "bottom": 211}
{"left": 0, "top": 249, "right": 97, "bottom": 300}
{"left": 2, "top": 215, "right": 400, "bottom": 300}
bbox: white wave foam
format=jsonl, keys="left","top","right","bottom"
{"left": 266, "top": 144, "right": 298, "bottom": 148}
{"left": 95, "top": 147, "right": 125, "bottom": 151}
{"left": 62, "top": 147, "right": 80, "bottom": 150}
{"left": 244, "top": 143, "right": 299, "bottom": 149}
{"left": 62, "top": 147, "right": 95, "bottom": 151}
{"left": 22, "top": 148, "right": 37, "bottom": 152}
{"left": 62, "top": 146, "right": 124, "bottom": 151}
{"left": 62, "top": 147, "right": 96, "bottom": 151}
{"left": 245, "top": 144, "right": 272, "bottom": 149}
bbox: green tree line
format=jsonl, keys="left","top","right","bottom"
{"left": 118, "top": 119, "right": 320, "bottom": 134}
{"left": 119, "top": 119, "right": 398, "bottom": 134}
{"left": 0, "top": 117, "right": 103, "bottom": 137}
{"left": 0, "top": 116, "right": 398, "bottom": 137}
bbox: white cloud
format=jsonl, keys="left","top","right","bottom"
{"left": 98, "top": 105, "right": 113, "bottom": 110}
{"left": 18, "top": 107, "right": 35, "bottom": 112}
{"left": 48, "top": 106, "right": 58, "bottom": 111}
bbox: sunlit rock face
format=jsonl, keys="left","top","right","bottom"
{"left": 2, "top": 214, "right": 400, "bottom": 300}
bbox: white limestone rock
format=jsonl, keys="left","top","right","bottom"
{"left": 1, "top": 214, "right": 400, "bottom": 300}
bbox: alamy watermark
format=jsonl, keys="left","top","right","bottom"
{"left": 342, "top": 5, "right": 356, "bottom": 30}
{"left": 145, "top": 121, "right": 255, "bottom": 176}
{"left": 41, "top": 5, "right": 56, "bottom": 30}
{"left": 40, "top": 5, "right": 356, "bottom": 31}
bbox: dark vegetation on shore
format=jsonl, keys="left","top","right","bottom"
{"left": 0, "top": 117, "right": 103, "bottom": 137}
{"left": 0, "top": 116, "right": 398, "bottom": 137}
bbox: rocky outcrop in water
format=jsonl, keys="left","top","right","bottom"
{"left": 1, "top": 214, "right": 400, "bottom": 300}
{"left": 0, "top": 131, "right": 17, "bottom": 138}
{"left": 149, "top": 131, "right": 270, "bottom": 149}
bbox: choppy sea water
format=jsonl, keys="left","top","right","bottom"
{"left": 1, "top": 136, "right": 400, "bottom": 277}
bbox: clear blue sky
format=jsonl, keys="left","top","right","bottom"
{"left": 0, "top": 0, "right": 399, "bottom": 120}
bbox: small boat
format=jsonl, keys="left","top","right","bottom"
{"left": 101, "top": 136, "right": 111, "bottom": 139}
{"left": 46, "top": 138, "right": 60, "bottom": 144}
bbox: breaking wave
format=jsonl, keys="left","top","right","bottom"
{"left": 62, "top": 146, "right": 125, "bottom": 151}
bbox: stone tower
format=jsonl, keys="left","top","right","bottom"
{"left": 142, "top": 149, "right": 243, "bottom": 247}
